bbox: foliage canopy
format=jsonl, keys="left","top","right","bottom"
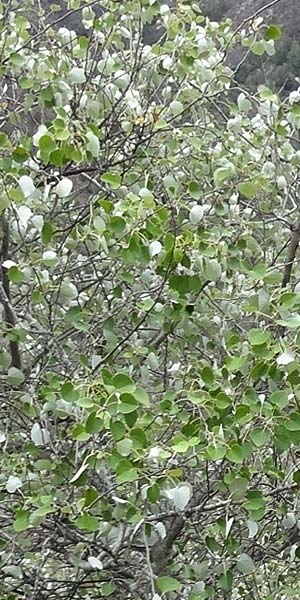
{"left": 1, "top": 1, "right": 300, "bottom": 599}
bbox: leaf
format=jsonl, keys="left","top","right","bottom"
{"left": 55, "top": 178, "right": 73, "bottom": 198}
{"left": 238, "top": 181, "right": 258, "bottom": 199}
{"left": 42, "top": 250, "right": 58, "bottom": 266}
{"left": 213, "top": 167, "right": 232, "bottom": 186}
{"left": 19, "top": 175, "right": 35, "bottom": 197}
{"left": 265, "top": 24, "right": 281, "bottom": 40}
{"left": 13, "top": 509, "right": 30, "bottom": 532}
{"left": 149, "top": 241, "right": 162, "bottom": 257}
{"left": 31, "top": 423, "right": 50, "bottom": 446}
{"left": 69, "top": 67, "right": 86, "bottom": 83}
{"left": 189, "top": 204, "right": 204, "bottom": 224}
{"left": 85, "top": 412, "right": 103, "bottom": 434}
{"left": 250, "top": 428, "right": 270, "bottom": 448}
{"left": 88, "top": 556, "right": 103, "bottom": 570}
{"left": 282, "top": 512, "right": 296, "bottom": 529}
{"left": 188, "top": 181, "right": 201, "bottom": 199}
{"left": 8, "top": 266, "right": 26, "bottom": 284}
{"left": 157, "top": 576, "right": 182, "bottom": 594}
{"left": 277, "top": 316, "right": 300, "bottom": 329}
{"left": 277, "top": 351, "right": 295, "bottom": 365}
{"left": 112, "top": 372, "right": 134, "bottom": 390}
{"left": 236, "top": 553, "right": 255, "bottom": 575}
{"left": 119, "top": 393, "right": 139, "bottom": 413}
{"left": 101, "top": 172, "right": 121, "bottom": 189}
{"left": 165, "top": 485, "right": 191, "bottom": 510}
{"left": 60, "top": 281, "right": 78, "bottom": 299}
{"left": 226, "top": 443, "right": 244, "bottom": 463}
{"left": 61, "top": 382, "right": 79, "bottom": 402}
{"left": 86, "top": 131, "right": 100, "bottom": 157}
{"left": 75, "top": 514, "right": 99, "bottom": 531}
{"left": 251, "top": 41, "right": 265, "bottom": 56}
{"left": 6, "top": 476, "right": 22, "bottom": 493}
{"left": 7, "top": 367, "right": 25, "bottom": 385}
{"left": 2, "top": 565, "right": 23, "bottom": 579}
{"left": 116, "top": 468, "right": 138, "bottom": 483}
{"left": 246, "top": 519, "right": 258, "bottom": 538}
{"left": 116, "top": 438, "right": 133, "bottom": 456}
{"left": 70, "top": 462, "right": 89, "bottom": 483}
{"left": 248, "top": 329, "right": 270, "bottom": 346}
{"left": 203, "top": 259, "right": 222, "bottom": 281}
{"left": 134, "top": 387, "right": 150, "bottom": 406}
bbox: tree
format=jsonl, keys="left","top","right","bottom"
{"left": 1, "top": 1, "right": 300, "bottom": 599}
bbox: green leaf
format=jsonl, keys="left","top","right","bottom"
{"left": 250, "top": 428, "right": 271, "bottom": 448}
{"left": 61, "top": 382, "right": 79, "bottom": 402}
{"left": 157, "top": 576, "right": 182, "bottom": 594}
{"left": 84, "top": 488, "right": 99, "bottom": 507}
{"left": 277, "top": 316, "right": 300, "bottom": 329}
{"left": 248, "top": 329, "right": 270, "bottom": 346}
{"left": 133, "top": 387, "right": 150, "bottom": 407}
{"left": 238, "top": 181, "right": 258, "bottom": 199}
{"left": 41, "top": 222, "right": 53, "bottom": 244}
{"left": 251, "top": 41, "right": 265, "bottom": 56}
{"left": 265, "top": 24, "right": 281, "bottom": 40}
{"left": 8, "top": 266, "right": 25, "bottom": 284}
{"left": 119, "top": 393, "right": 138, "bottom": 414}
{"left": 13, "top": 509, "right": 30, "bottom": 532}
{"left": 101, "top": 172, "right": 121, "bottom": 189}
{"left": 286, "top": 413, "right": 300, "bottom": 431}
{"left": 116, "top": 438, "right": 133, "bottom": 456}
{"left": 75, "top": 514, "right": 99, "bottom": 531}
{"left": 188, "top": 181, "right": 201, "bottom": 199}
{"left": 213, "top": 167, "right": 232, "bottom": 186}
{"left": 112, "top": 372, "right": 134, "bottom": 390}
{"left": 85, "top": 412, "right": 103, "bottom": 434}
{"left": 226, "top": 443, "right": 244, "bottom": 464}
{"left": 116, "top": 468, "right": 138, "bottom": 483}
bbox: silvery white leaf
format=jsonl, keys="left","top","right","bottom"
{"left": 17, "top": 205, "right": 32, "bottom": 227}
{"left": 19, "top": 175, "right": 35, "bottom": 198}
{"left": 42, "top": 250, "right": 58, "bottom": 266}
{"left": 225, "top": 516, "right": 234, "bottom": 539}
{"left": 60, "top": 281, "right": 78, "bottom": 299}
{"left": 2, "top": 260, "right": 17, "bottom": 269}
{"left": 189, "top": 205, "right": 204, "bottom": 225}
{"left": 236, "top": 553, "right": 255, "bottom": 575}
{"left": 31, "top": 423, "right": 50, "bottom": 446}
{"left": 86, "top": 131, "right": 100, "bottom": 157}
{"left": 69, "top": 67, "right": 86, "bottom": 83}
{"left": 149, "top": 241, "right": 162, "bottom": 257}
{"left": 277, "top": 351, "right": 295, "bottom": 366}
{"left": 2, "top": 565, "right": 23, "bottom": 579}
{"left": 6, "top": 476, "right": 22, "bottom": 493}
{"left": 91, "top": 355, "right": 102, "bottom": 369}
{"left": 69, "top": 462, "right": 89, "bottom": 483}
{"left": 246, "top": 519, "right": 258, "bottom": 538}
{"left": 31, "top": 215, "right": 44, "bottom": 231}
{"left": 88, "top": 556, "right": 103, "bottom": 570}
{"left": 55, "top": 178, "right": 73, "bottom": 198}
{"left": 165, "top": 485, "right": 191, "bottom": 510}
{"left": 170, "top": 100, "right": 183, "bottom": 115}
{"left": 282, "top": 512, "right": 296, "bottom": 529}
{"left": 155, "top": 522, "right": 166, "bottom": 539}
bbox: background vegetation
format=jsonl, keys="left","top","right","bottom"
{"left": 1, "top": 1, "right": 300, "bottom": 599}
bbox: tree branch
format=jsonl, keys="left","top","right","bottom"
{"left": 281, "top": 221, "right": 300, "bottom": 288}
